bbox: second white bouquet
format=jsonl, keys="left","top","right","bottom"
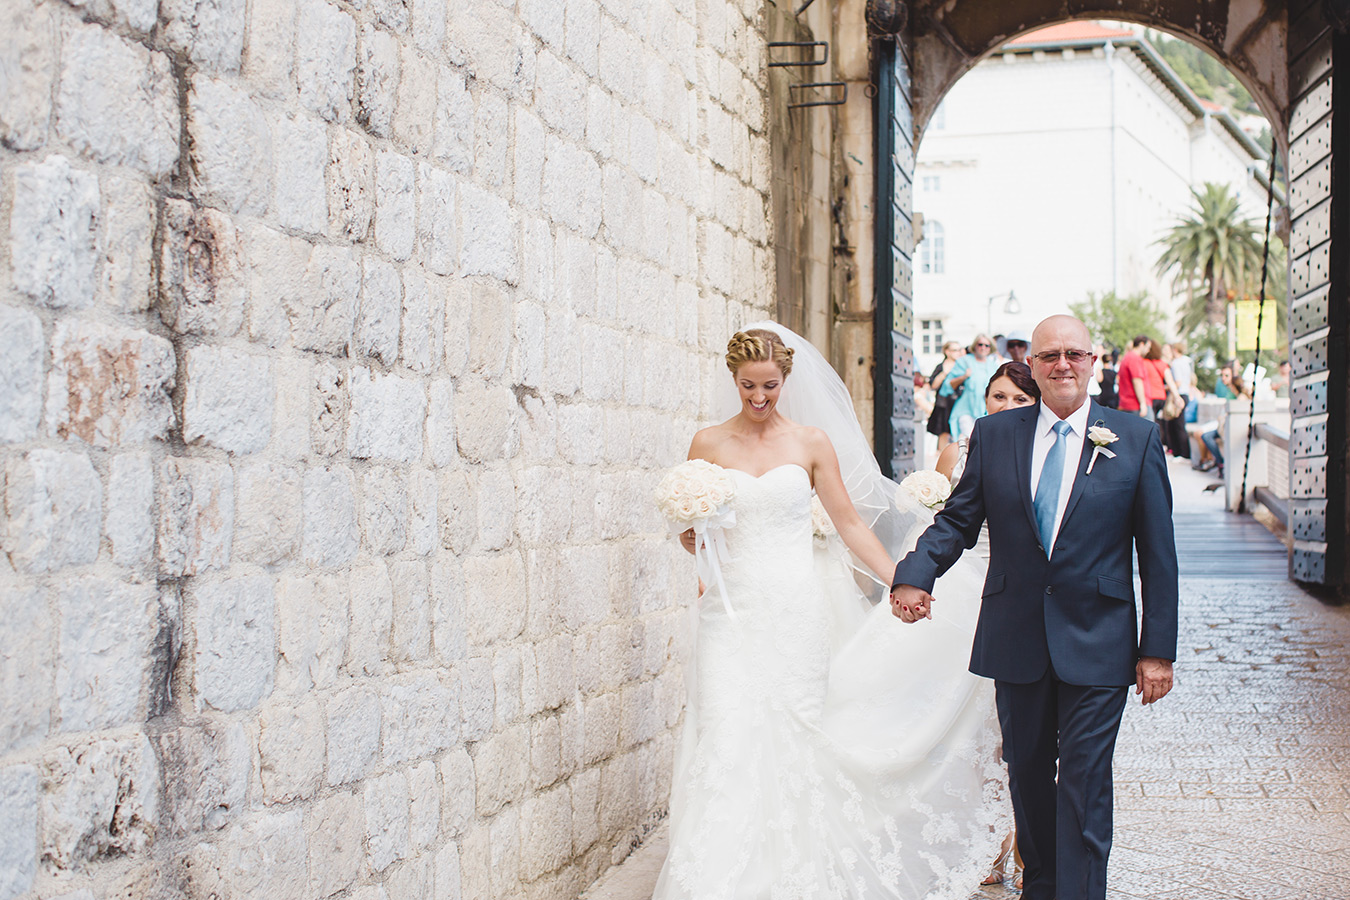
{"left": 899, "top": 469, "right": 952, "bottom": 510}
{"left": 654, "top": 459, "right": 739, "bottom": 618}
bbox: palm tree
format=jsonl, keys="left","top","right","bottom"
{"left": 1154, "top": 182, "right": 1267, "bottom": 336}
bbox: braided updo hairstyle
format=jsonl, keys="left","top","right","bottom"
{"left": 725, "top": 329, "right": 794, "bottom": 377}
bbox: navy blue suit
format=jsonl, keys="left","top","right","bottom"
{"left": 893, "top": 400, "right": 1179, "bottom": 900}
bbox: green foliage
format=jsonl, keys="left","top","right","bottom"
{"left": 1069, "top": 291, "right": 1165, "bottom": 353}
{"left": 1151, "top": 32, "right": 1260, "bottom": 115}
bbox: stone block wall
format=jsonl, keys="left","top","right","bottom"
{"left": 0, "top": 0, "right": 774, "bottom": 896}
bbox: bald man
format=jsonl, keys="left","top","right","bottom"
{"left": 891, "top": 315, "right": 1179, "bottom": 900}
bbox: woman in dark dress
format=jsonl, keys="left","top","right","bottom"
{"left": 925, "top": 341, "right": 964, "bottom": 450}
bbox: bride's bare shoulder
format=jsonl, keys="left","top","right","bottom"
{"left": 688, "top": 422, "right": 733, "bottom": 459}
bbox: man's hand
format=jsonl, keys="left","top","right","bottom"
{"left": 1136, "top": 657, "right": 1174, "bottom": 704}
{"left": 890, "top": 584, "right": 935, "bottom": 623}
{"left": 679, "top": 529, "right": 697, "bottom": 555}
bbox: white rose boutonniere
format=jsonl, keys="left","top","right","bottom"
{"left": 1086, "top": 424, "right": 1119, "bottom": 475}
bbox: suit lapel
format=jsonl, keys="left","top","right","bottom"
{"left": 1015, "top": 405, "right": 1039, "bottom": 535}
{"left": 1059, "top": 399, "right": 1102, "bottom": 531}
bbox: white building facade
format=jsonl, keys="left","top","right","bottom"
{"left": 913, "top": 21, "right": 1272, "bottom": 370}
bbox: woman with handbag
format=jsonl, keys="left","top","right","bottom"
{"left": 925, "top": 341, "right": 964, "bottom": 450}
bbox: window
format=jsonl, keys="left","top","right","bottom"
{"left": 919, "top": 319, "right": 945, "bottom": 356}
{"left": 917, "top": 220, "right": 944, "bottom": 275}
{"left": 921, "top": 175, "right": 941, "bottom": 193}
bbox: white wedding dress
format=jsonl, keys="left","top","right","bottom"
{"left": 654, "top": 326, "right": 1011, "bottom": 900}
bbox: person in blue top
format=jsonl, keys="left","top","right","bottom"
{"left": 940, "top": 334, "right": 1001, "bottom": 437}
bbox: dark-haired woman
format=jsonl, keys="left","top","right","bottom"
{"left": 936, "top": 361, "right": 1040, "bottom": 481}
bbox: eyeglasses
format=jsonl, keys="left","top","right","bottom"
{"left": 975, "top": 342, "right": 993, "bottom": 348}
{"left": 1030, "top": 349, "right": 1094, "bottom": 365}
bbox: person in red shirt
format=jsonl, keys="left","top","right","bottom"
{"left": 1116, "top": 335, "right": 1152, "bottom": 416}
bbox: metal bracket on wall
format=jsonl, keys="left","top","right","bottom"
{"left": 768, "top": 41, "right": 829, "bottom": 67}
{"left": 795, "top": 0, "right": 817, "bottom": 14}
{"left": 788, "top": 81, "right": 847, "bottom": 109}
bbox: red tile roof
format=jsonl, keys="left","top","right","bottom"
{"left": 1006, "top": 21, "right": 1135, "bottom": 46}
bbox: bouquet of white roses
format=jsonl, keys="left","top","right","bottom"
{"left": 654, "top": 459, "right": 738, "bottom": 617}
{"left": 810, "top": 495, "right": 837, "bottom": 546}
{"left": 899, "top": 469, "right": 952, "bottom": 510}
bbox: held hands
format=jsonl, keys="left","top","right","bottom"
{"left": 890, "top": 584, "right": 935, "bottom": 623}
{"left": 1136, "top": 657, "right": 1174, "bottom": 704}
{"left": 680, "top": 528, "right": 697, "bottom": 555}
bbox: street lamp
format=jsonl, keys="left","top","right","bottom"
{"left": 987, "top": 290, "right": 1021, "bottom": 336}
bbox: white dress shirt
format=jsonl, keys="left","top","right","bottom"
{"left": 1029, "top": 400, "right": 1091, "bottom": 557}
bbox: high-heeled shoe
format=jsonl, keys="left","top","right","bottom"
{"left": 981, "top": 838, "right": 1019, "bottom": 886}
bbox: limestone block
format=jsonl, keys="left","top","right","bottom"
{"left": 382, "top": 671, "right": 455, "bottom": 766}
{"left": 10, "top": 155, "right": 99, "bottom": 309}
{"left": 271, "top": 111, "right": 329, "bottom": 234}
{"left": 534, "top": 51, "right": 586, "bottom": 145}
{"left": 526, "top": 635, "right": 573, "bottom": 713}
{"left": 492, "top": 646, "right": 522, "bottom": 725}
{"left": 467, "top": 282, "right": 510, "bottom": 378}
{"left": 155, "top": 720, "right": 249, "bottom": 835}
{"left": 311, "top": 362, "right": 348, "bottom": 457}
{"left": 243, "top": 0, "right": 296, "bottom": 97}
{"left": 304, "top": 791, "right": 363, "bottom": 898}
{"left": 233, "top": 462, "right": 302, "bottom": 565}
{"left": 546, "top": 310, "right": 581, "bottom": 398}
{"left": 0, "top": 0, "right": 54, "bottom": 151}
{"left": 259, "top": 694, "right": 324, "bottom": 803}
{"left": 519, "top": 786, "right": 570, "bottom": 879}
{"left": 386, "top": 856, "right": 430, "bottom": 899}
{"left": 457, "top": 826, "right": 491, "bottom": 900}
{"left": 0, "top": 588, "right": 49, "bottom": 754}
{"left": 408, "top": 760, "right": 439, "bottom": 851}
{"left": 446, "top": 2, "right": 535, "bottom": 99}
{"left": 0, "top": 305, "right": 43, "bottom": 443}
{"left": 475, "top": 466, "right": 515, "bottom": 551}
{"left": 394, "top": 46, "right": 436, "bottom": 155}
{"left": 433, "top": 67, "right": 473, "bottom": 174}
{"left": 361, "top": 466, "right": 408, "bottom": 556}
{"left": 369, "top": 0, "right": 409, "bottom": 32}
{"left": 294, "top": 243, "right": 360, "bottom": 354}
{"left": 365, "top": 769, "right": 409, "bottom": 871}
{"left": 458, "top": 655, "right": 493, "bottom": 742}
{"left": 517, "top": 392, "right": 557, "bottom": 462}
{"left": 2, "top": 449, "right": 101, "bottom": 574}
{"left": 426, "top": 377, "right": 457, "bottom": 468}
{"left": 442, "top": 278, "right": 470, "bottom": 375}
{"left": 326, "top": 686, "right": 380, "bottom": 785}
{"left": 568, "top": 766, "right": 600, "bottom": 854}
{"left": 302, "top": 466, "right": 358, "bottom": 566}
{"left": 159, "top": 199, "right": 248, "bottom": 337}
{"left": 474, "top": 89, "right": 509, "bottom": 189}
{"left": 458, "top": 182, "right": 517, "bottom": 282}
{"left": 162, "top": 0, "right": 246, "bottom": 71}
{"left": 438, "top": 747, "right": 474, "bottom": 837}
{"left": 348, "top": 367, "right": 426, "bottom": 461}
{"left": 295, "top": 0, "right": 356, "bottom": 123}
{"left": 437, "top": 470, "right": 477, "bottom": 555}
{"left": 408, "top": 468, "right": 438, "bottom": 556}
{"left": 597, "top": 16, "right": 640, "bottom": 104}
{"left": 345, "top": 561, "right": 393, "bottom": 676}
{"left": 357, "top": 24, "right": 399, "bottom": 138}
{"left": 557, "top": 404, "right": 604, "bottom": 467}
{"left": 417, "top": 163, "right": 457, "bottom": 276}
{"left": 529, "top": 715, "right": 561, "bottom": 790}
{"left": 157, "top": 457, "right": 233, "bottom": 576}
{"left": 389, "top": 559, "right": 430, "bottom": 662}
{"left": 45, "top": 319, "right": 175, "bottom": 449}
{"left": 598, "top": 752, "right": 638, "bottom": 840}
{"left": 276, "top": 571, "right": 347, "bottom": 692}
{"left": 55, "top": 578, "right": 155, "bottom": 732}
{"left": 512, "top": 107, "right": 544, "bottom": 213}
{"left": 455, "top": 376, "right": 517, "bottom": 464}
{"left": 243, "top": 223, "right": 305, "bottom": 346}
{"left": 411, "top": 0, "right": 445, "bottom": 56}
{"left": 354, "top": 257, "right": 401, "bottom": 365}
{"left": 328, "top": 127, "right": 375, "bottom": 242}
{"left": 40, "top": 735, "right": 158, "bottom": 868}
{"left": 430, "top": 554, "right": 466, "bottom": 663}
{"left": 272, "top": 362, "right": 310, "bottom": 456}
{"left": 582, "top": 692, "right": 618, "bottom": 765}
{"left": 558, "top": 703, "right": 581, "bottom": 779}
{"left": 518, "top": 216, "right": 552, "bottom": 309}
{"left": 0, "top": 765, "right": 37, "bottom": 899}
{"left": 187, "top": 809, "right": 307, "bottom": 900}
{"left": 401, "top": 269, "right": 444, "bottom": 374}
{"left": 183, "top": 346, "right": 273, "bottom": 454}
{"left": 193, "top": 576, "right": 274, "bottom": 712}
{"left": 473, "top": 722, "right": 529, "bottom": 816}
{"left": 375, "top": 149, "right": 415, "bottom": 261}
{"left": 489, "top": 808, "right": 519, "bottom": 896}
{"left": 584, "top": 83, "right": 614, "bottom": 160}
{"left": 97, "top": 176, "right": 155, "bottom": 312}
{"left": 564, "top": 0, "right": 601, "bottom": 77}
{"left": 619, "top": 678, "right": 658, "bottom": 748}
{"left": 464, "top": 551, "right": 526, "bottom": 646}
{"left": 188, "top": 75, "right": 272, "bottom": 214}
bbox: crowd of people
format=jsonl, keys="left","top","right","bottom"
{"left": 917, "top": 331, "right": 1291, "bottom": 480}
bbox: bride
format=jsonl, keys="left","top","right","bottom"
{"left": 653, "top": 324, "right": 1010, "bottom": 900}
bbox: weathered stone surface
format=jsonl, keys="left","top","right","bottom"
{"left": 458, "top": 656, "right": 493, "bottom": 743}
{"left": 472, "top": 722, "right": 529, "bottom": 816}
{"left": 0, "top": 765, "right": 38, "bottom": 899}
{"left": 345, "top": 561, "right": 393, "bottom": 676}
{"left": 193, "top": 575, "right": 275, "bottom": 712}
{"left": 188, "top": 809, "right": 307, "bottom": 900}
{"left": 55, "top": 21, "right": 178, "bottom": 176}
{"left": 0, "top": 588, "right": 50, "bottom": 754}
{"left": 2, "top": 449, "right": 102, "bottom": 574}
{"left": 437, "top": 468, "right": 476, "bottom": 552}
{"left": 492, "top": 646, "right": 522, "bottom": 725}
{"left": 270, "top": 355, "right": 311, "bottom": 457}
{"left": 162, "top": 0, "right": 247, "bottom": 72}
{"left": 189, "top": 74, "right": 272, "bottom": 214}
{"left": 97, "top": 176, "right": 155, "bottom": 312}
{"left": 158, "top": 457, "right": 234, "bottom": 576}
{"left": 365, "top": 769, "right": 409, "bottom": 872}
{"left": 183, "top": 345, "right": 274, "bottom": 454}
{"left": 45, "top": 319, "right": 175, "bottom": 449}
{"left": 426, "top": 377, "right": 457, "bottom": 467}
{"left": 305, "top": 791, "right": 363, "bottom": 898}
{"left": 408, "top": 759, "right": 439, "bottom": 851}
{"left": 520, "top": 785, "right": 571, "bottom": 879}
{"left": 382, "top": 671, "right": 455, "bottom": 766}
{"left": 468, "top": 281, "right": 511, "bottom": 378}
{"left": 438, "top": 747, "right": 474, "bottom": 837}
{"left": 464, "top": 551, "right": 526, "bottom": 646}
{"left": 475, "top": 466, "right": 515, "bottom": 551}
{"left": 326, "top": 686, "right": 380, "bottom": 786}
{"left": 56, "top": 578, "right": 156, "bottom": 732}
{"left": 431, "top": 555, "right": 466, "bottom": 664}
{"left": 0, "top": 305, "right": 43, "bottom": 443}
{"left": 158, "top": 199, "right": 248, "bottom": 337}
{"left": 155, "top": 720, "right": 249, "bottom": 835}
{"left": 328, "top": 127, "right": 375, "bottom": 242}
{"left": 348, "top": 367, "right": 426, "bottom": 461}
{"left": 242, "top": 0, "right": 296, "bottom": 97}
{"left": 458, "top": 182, "right": 518, "bottom": 281}
{"left": 418, "top": 162, "right": 458, "bottom": 276}
{"left": 10, "top": 155, "right": 99, "bottom": 309}
{"left": 354, "top": 255, "right": 402, "bottom": 365}
{"left": 408, "top": 467, "right": 438, "bottom": 556}
{"left": 296, "top": 0, "right": 355, "bottom": 121}
{"left": 259, "top": 694, "right": 324, "bottom": 803}
{"left": 362, "top": 466, "right": 408, "bottom": 556}
{"left": 243, "top": 223, "right": 306, "bottom": 346}
{"left": 410, "top": 0, "right": 445, "bottom": 55}
{"left": 394, "top": 46, "right": 436, "bottom": 154}
{"left": 293, "top": 243, "right": 359, "bottom": 353}
{"left": 301, "top": 465, "right": 358, "bottom": 567}
{"left": 0, "top": 0, "right": 55, "bottom": 151}
{"left": 40, "top": 735, "right": 158, "bottom": 868}
{"left": 375, "top": 149, "right": 415, "bottom": 261}
{"left": 390, "top": 559, "right": 430, "bottom": 662}
{"left": 454, "top": 376, "right": 518, "bottom": 463}
{"left": 276, "top": 571, "right": 347, "bottom": 692}
{"left": 433, "top": 67, "right": 473, "bottom": 174}
{"left": 357, "top": 24, "right": 399, "bottom": 138}
{"left": 235, "top": 461, "right": 301, "bottom": 566}
{"left": 311, "top": 362, "right": 348, "bottom": 457}
{"left": 271, "top": 111, "right": 328, "bottom": 234}
{"left": 446, "top": 1, "right": 535, "bottom": 99}
{"left": 401, "top": 269, "right": 444, "bottom": 374}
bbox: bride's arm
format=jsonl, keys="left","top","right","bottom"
{"left": 677, "top": 429, "right": 718, "bottom": 555}
{"left": 807, "top": 429, "right": 894, "bottom": 583}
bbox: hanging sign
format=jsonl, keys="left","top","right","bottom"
{"left": 1234, "top": 300, "right": 1277, "bottom": 351}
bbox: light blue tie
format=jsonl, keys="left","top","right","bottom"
{"left": 1034, "top": 420, "right": 1073, "bottom": 553}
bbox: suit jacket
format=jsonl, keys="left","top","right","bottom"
{"left": 893, "top": 400, "right": 1179, "bottom": 686}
